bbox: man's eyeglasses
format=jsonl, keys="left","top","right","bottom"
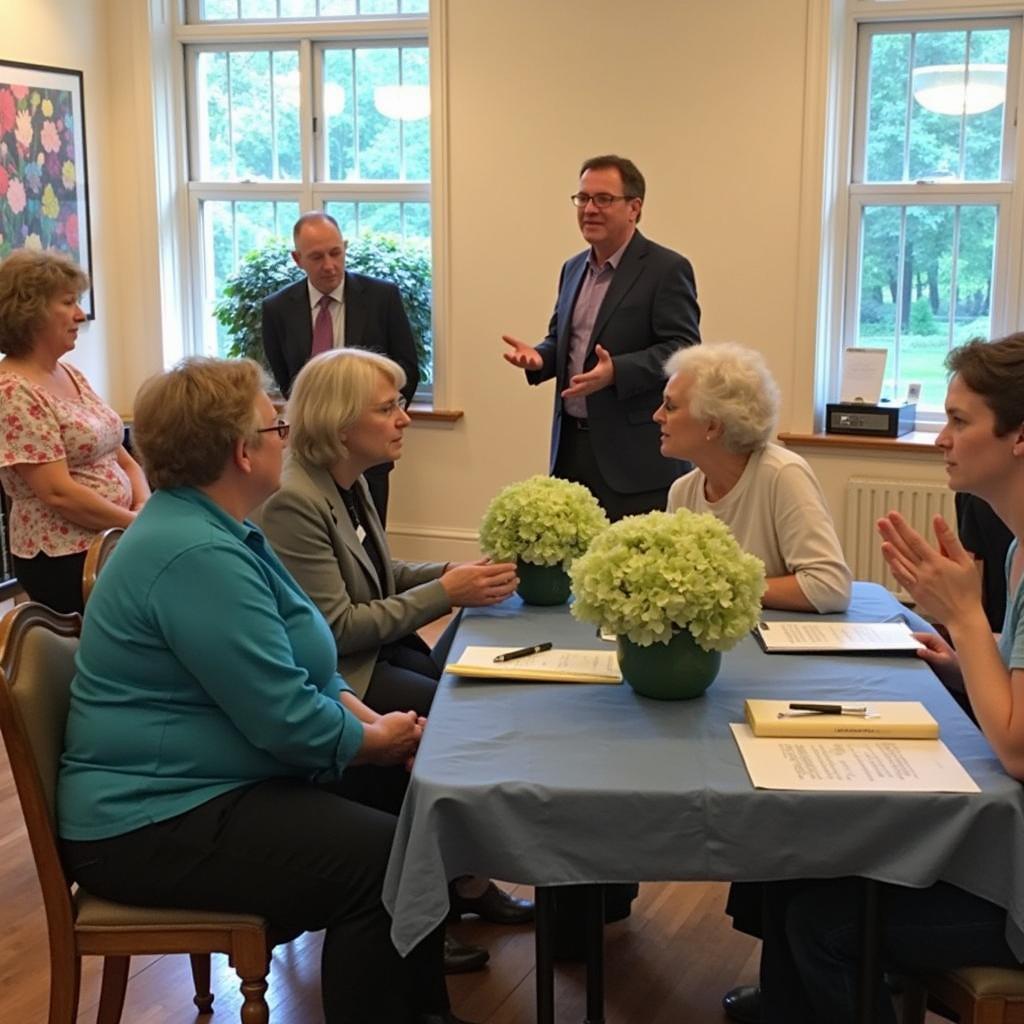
{"left": 372, "top": 397, "right": 409, "bottom": 416}
{"left": 570, "top": 193, "right": 637, "bottom": 209}
{"left": 256, "top": 419, "right": 290, "bottom": 440}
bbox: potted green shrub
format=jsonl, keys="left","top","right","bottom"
{"left": 479, "top": 476, "right": 609, "bottom": 605}
{"left": 569, "top": 509, "right": 766, "bottom": 699}
{"left": 213, "top": 234, "right": 433, "bottom": 387}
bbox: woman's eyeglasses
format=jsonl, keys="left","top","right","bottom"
{"left": 372, "top": 397, "right": 409, "bottom": 416}
{"left": 256, "top": 419, "right": 290, "bottom": 440}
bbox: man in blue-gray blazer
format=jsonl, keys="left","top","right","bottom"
{"left": 503, "top": 155, "right": 701, "bottom": 520}
{"left": 262, "top": 212, "right": 419, "bottom": 525}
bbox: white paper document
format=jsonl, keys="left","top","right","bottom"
{"left": 840, "top": 347, "right": 888, "bottom": 403}
{"left": 755, "top": 620, "right": 924, "bottom": 654}
{"left": 446, "top": 645, "right": 622, "bottom": 683}
{"left": 730, "top": 724, "right": 979, "bottom": 793}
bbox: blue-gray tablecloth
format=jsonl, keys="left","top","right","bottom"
{"left": 383, "top": 583, "right": 1024, "bottom": 958}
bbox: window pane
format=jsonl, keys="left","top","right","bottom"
{"left": 865, "top": 33, "right": 911, "bottom": 182}
{"left": 323, "top": 44, "right": 429, "bottom": 181}
{"left": 324, "top": 200, "right": 429, "bottom": 242}
{"left": 964, "top": 29, "right": 1008, "bottom": 180}
{"left": 200, "top": 0, "right": 240, "bottom": 18}
{"left": 197, "top": 52, "right": 231, "bottom": 179}
{"left": 280, "top": 0, "right": 317, "bottom": 17}
{"left": 323, "top": 49, "right": 356, "bottom": 180}
{"left": 356, "top": 48, "right": 401, "bottom": 179}
{"left": 194, "top": 48, "right": 301, "bottom": 182}
{"left": 201, "top": 199, "right": 300, "bottom": 357}
{"left": 240, "top": 0, "right": 277, "bottom": 17}
{"left": 402, "top": 47, "right": 430, "bottom": 180}
{"left": 320, "top": 0, "right": 358, "bottom": 14}
{"left": 323, "top": 201, "right": 357, "bottom": 237}
{"left": 856, "top": 203, "right": 996, "bottom": 408}
{"left": 194, "top": 0, "right": 428, "bottom": 18}
{"left": 863, "top": 27, "right": 1008, "bottom": 183}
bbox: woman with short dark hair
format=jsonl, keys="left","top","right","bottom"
{"left": 752, "top": 333, "right": 1024, "bottom": 1024}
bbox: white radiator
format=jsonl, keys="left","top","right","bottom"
{"left": 843, "top": 477, "right": 955, "bottom": 595}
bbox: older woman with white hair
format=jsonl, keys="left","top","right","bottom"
{"left": 256, "top": 348, "right": 533, "bottom": 965}
{"left": 654, "top": 341, "right": 851, "bottom": 613}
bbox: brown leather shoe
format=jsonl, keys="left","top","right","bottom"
{"left": 449, "top": 881, "right": 534, "bottom": 924}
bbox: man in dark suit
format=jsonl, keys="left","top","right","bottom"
{"left": 503, "top": 154, "right": 701, "bottom": 520}
{"left": 262, "top": 211, "right": 419, "bottom": 525}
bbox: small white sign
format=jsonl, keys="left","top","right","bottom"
{"left": 840, "top": 348, "right": 888, "bottom": 404}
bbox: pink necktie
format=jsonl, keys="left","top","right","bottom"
{"left": 311, "top": 294, "right": 334, "bottom": 356}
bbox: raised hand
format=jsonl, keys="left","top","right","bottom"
{"left": 561, "top": 344, "right": 615, "bottom": 399}
{"left": 502, "top": 335, "right": 543, "bottom": 370}
{"left": 877, "top": 512, "right": 982, "bottom": 627}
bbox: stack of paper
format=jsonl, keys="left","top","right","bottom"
{"left": 753, "top": 620, "right": 924, "bottom": 654}
{"left": 445, "top": 646, "right": 622, "bottom": 684}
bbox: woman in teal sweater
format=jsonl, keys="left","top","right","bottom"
{"left": 57, "top": 356, "right": 469, "bottom": 1024}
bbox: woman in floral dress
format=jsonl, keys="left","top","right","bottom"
{"left": 0, "top": 250, "right": 148, "bottom": 612}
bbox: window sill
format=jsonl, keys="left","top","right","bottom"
{"left": 778, "top": 430, "right": 943, "bottom": 455}
{"left": 408, "top": 404, "right": 464, "bottom": 423}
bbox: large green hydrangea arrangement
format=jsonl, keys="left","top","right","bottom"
{"left": 569, "top": 509, "right": 766, "bottom": 651}
{"left": 479, "top": 475, "right": 609, "bottom": 569}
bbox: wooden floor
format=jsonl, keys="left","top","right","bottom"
{"left": 0, "top": 609, "right": 948, "bottom": 1023}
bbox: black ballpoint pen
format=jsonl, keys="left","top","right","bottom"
{"left": 493, "top": 642, "right": 553, "bottom": 663}
{"left": 787, "top": 702, "right": 868, "bottom": 716}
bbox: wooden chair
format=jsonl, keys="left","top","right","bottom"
{"left": 901, "top": 967, "right": 1024, "bottom": 1023}
{"left": 81, "top": 527, "right": 125, "bottom": 606}
{"left": 0, "top": 602, "right": 274, "bottom": 1023}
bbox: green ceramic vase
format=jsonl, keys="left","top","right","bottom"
{"left": 515, "top": 559, "right": 571, "bottom": 606}
{"left": 616, "top": 629, "right": 722, "bottom": 700}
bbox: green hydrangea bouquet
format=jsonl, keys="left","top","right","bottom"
{"left": 569, "top": 508, "right": 766, "bottom": 653}
{"left": 479, "top": 476, "right": 609, "bottom": 605}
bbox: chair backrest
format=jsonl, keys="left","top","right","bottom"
{"left": 0, "top": 603, "right": 82, "bottom": 937}
{"left": 82, "top": 527, "right": 125, "bottom": 607}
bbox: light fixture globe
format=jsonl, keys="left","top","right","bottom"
{"left": 912, "top": 63, "right": 1006, "bottom": 116}
{"left": 373, "top": 84, "right": 430, "bottom": 121}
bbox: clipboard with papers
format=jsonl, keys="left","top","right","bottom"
{"left": 753, "top": 620, "right": 924, "bottom": 655}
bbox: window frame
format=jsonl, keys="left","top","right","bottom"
{"left": 827, "top": 7, "right": 1024, "bottom": 428}
{"left": 174, "top": 4, "right": 441, "bottom": 399}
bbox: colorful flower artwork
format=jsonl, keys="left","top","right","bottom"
{"left": 0, "top": 61, "right": 92, "bottom": 315}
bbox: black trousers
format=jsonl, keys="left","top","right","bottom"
{"left": 13, "top": 549, "right": 87, "bottom": 614}
{"left": 553, "top": 418, "right": 669, "bottom": 522}
{"left": 61, "top": 770, "right": 448, "bottom": 1024}
{"left": 363, "top": 615, "right": 461, "bottom": 718}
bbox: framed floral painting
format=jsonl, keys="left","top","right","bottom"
{"left": 0, "top": 60, "right": 93, "bottom": 316}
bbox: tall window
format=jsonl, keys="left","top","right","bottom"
{"left": 842, "top": 17, "right": 1018, "bottom": 417}
{"left": 182, "top": 1, "right": 433, "bottom": 386}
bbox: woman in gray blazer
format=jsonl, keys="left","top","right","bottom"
{"left": 257, "top": 347, "right": 518, "bottom": 713}
{"left": 257, "top": 348, "right": 533, "bottom": 941}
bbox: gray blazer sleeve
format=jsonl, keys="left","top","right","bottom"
{"left": 257, "top": 481, "right": 452, "bottom": 695}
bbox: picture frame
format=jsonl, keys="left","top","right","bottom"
{"left": 0, "top": 59, "right": 94, "bottom": 317}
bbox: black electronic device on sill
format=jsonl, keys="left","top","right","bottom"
{"left": 825, "top": 401, "right": 916, "bottom": 438}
